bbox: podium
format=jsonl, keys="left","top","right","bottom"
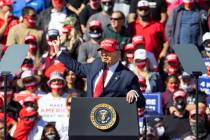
{"left": 69, "top": 97, "right": 139, "bottom": 140}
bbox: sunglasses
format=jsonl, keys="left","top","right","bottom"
{"left": 24, "top": 14, "right": 37, "bottom": 19}
{"left": 110, "top": 17, "right": 123, "bottom": 21}
{"left": 24, "top": 102, "right": 36, "bottom": 107}
{"left": 90, "top": 28, "right": 102, "bottom": 32}
{"left": 138, "top": 7, "right": 150, "bottom": 11}
{"left": 23, "top": 78, "right": 35, "bottom": 84}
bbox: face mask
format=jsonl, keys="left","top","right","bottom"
{"left": 167, "top": 65, "right": 178, "bottom": 75}
{"left": 89, "top": 32, "right": 102, "bottom": 39}
{"left": 24, "top": 81, "right": 37, "bottom": 91}
{"left": 24, "top": 16, "right": 36, "bottom": 27}
{"left": 156, "top": 126, "right": 165, "bottom": 136}
{"left": 139, "top": 14, "right": 150, "bottom": 21}
{"left": 174, "top": 98, "right": 186, "bottom": 112}
{"left": 136, "top": 61, "right": 146, "bottom": 69}
{"left": 102, "top": 4, "right": 113, "bottom": 13}
{"left": 50, "top": 83, "right": 64, "bottom": 93}
{"left": 28, "top": 44, "right": 37, "bottom": 55}
{"left": 126, "top": 53, "right": 134, "bottom": 62}
{"left": 46, "top": 134, "right": 56, "bottom": 140}
{"left": 205, "top": 47, "right": 210, "bottom": 52}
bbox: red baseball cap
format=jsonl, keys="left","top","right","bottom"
{"left": 0, "top": 0, "right": 14, "bottom": 7}
{"left": 45, "top": 60, "right": 67, "bottom": 78}
{"left": 166, "top": 53, "right": 179, "bottom": 63}
{"left": 97, "top": 38, "right": 119, "bottom": 52}
{"left": 24, "top": 35, "right": 37, "bottom": 44}
{"left": 124, "top": 43, "right": 136, "bottom": 52}
{"left": 189, "top": 109, "right": 205, "bottom": 120}
{"left": 19, "top": 107, "right": 37, "bottom": 118}
{"left": 132, "top": 35, "right": 145, "bottom": 46}
{"left": 173, "top": 90, "right": 187, "bottom": 101}
{"left": 89, "top": 20, "right": 102, "bottom": 29}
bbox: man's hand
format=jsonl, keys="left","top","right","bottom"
{"left": 51, "top": 36, "right": 61, "bottom": 55}
{"left": 87, "top": 57, "right": 95, "bottom": 63}
{"left": 126, "top": 90, "right": 138, "bottom": 103}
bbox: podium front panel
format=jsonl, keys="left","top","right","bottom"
{"left": 69, "top": 97, "right": 139, "bottom": 140}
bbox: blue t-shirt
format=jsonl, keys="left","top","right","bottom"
{"left": 12, "top": 0, "right": 46, "bottom": 17}
{"left": 179, "top": 10, "right": 200, "bottom": 44}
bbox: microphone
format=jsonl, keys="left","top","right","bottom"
{"left": 102, "top": 62, "right": 107, "bottom": 70}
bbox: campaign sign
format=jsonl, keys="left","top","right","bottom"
{"left": 203, "top": 58, "right": 210, "bottom": 67}
{"left": 143, "top": 93, "right": 162, "bottom": 115}
{"left": 38, "top": 94, "right": 68, "bottom": 122}
{"left": 198, "top": 76, "right": 210, "bottom": 95}
{"left": 206, "top": 95, "right": 210, "bottom": 111}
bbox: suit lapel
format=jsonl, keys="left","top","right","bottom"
{"left": 105, "top": 63, "right": 123, "bottom": 89}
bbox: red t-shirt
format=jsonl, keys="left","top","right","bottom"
{"left": 0, "top": 16, "right": 19, "bottom": 45}
{"left": 130, "top": 20, "right": 167, "bottom": 59}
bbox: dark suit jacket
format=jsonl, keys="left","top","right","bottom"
{"left": 58, "top": 51, "right": 145, "bottom": 108}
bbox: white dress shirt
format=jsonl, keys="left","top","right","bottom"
{"left": 93, "top": 61, "right": 119, "bottom": 91}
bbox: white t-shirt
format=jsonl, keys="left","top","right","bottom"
{"left": 48, "top": 9, "right": 67, "bottom": 35}
{"left": 38, "top": 92, "right": 68, "bottom": 122}
{"left": 56, "top": 115, "right": 69, "bottom": 140}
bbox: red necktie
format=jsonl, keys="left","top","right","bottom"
{"left": 93, "top": 69, "right": 108, "bottom": 97}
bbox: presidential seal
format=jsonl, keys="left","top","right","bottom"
{"left": 90, "top": 103, "right": 117, "bottom": 130}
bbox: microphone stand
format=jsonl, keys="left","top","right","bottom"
{"left": 143, "top": 117, "right": 147, "bottom": 140}
{"left": 191, "top": 71, "right": 202, "bottom": 140}
{"left": 102, "top": 62, "right": 107, "bottom": 95}
{"left": 2, "top": 71, "right": 10, "bottom": 140}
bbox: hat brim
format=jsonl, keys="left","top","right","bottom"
{"left": 97, "top": 47, "right": 118, "bottom": 52}
{"left": 16, "top": 75, "right": 41, "bottom": 88}
{"left": 47, "top": 77, "right": 66, "bottom": 87}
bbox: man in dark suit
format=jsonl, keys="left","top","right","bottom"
{"left": 54, "top": 38, "right": 145, "bottom": 108}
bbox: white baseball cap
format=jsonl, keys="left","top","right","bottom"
{"left": 138, "top": 0, "right": 150, "bottom": 7}
{"left": 202, "top": 32, "right": 210, "bottom": 42}
{"left": 134, "top": 49, "right": 147, "bottom": 60}
{"left": 21, "top": 70, "right": 34, "bottom": 79}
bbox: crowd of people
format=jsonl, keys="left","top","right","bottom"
{"left": 0, "top": 0, "right": 210, "bottom": 139}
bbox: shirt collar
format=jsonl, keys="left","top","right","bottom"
{"left": 108, "top": 61, "right": 119, "bottom": 72}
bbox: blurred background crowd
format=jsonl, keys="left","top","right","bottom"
{"left": 0, "top": 0, "right": 210, "bottom": 139}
